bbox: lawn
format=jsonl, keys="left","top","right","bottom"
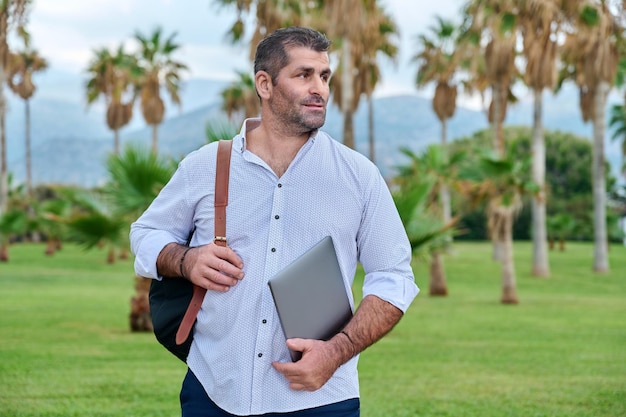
{"left": 0, "top": 241, "right": 624, "bottom": 417}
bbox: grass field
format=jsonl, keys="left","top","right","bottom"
{"left": 0, "top": 241, "right": 624, "bottom": 417}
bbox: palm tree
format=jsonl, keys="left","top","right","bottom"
{"left": 105, "top": 145, "right": 176, "bottom": 331}
{"left": 462, "top": 1, "right": 520, "bottom": 264}
{"left": 414, "top": 15, "right": 460, "bottom": 227}
{"left": 86, "top": 44, "right": 137, "bottom": 155}
{"left": 104, "top": 144, "right": 177, "bottom": 221}
{"left": 220, "top": 70, "right": 259, "bottom": 121}
{"left": 392, "top": 156, "right": 457, "bottom": 284}
{"left": 0, "top": 0, "right": 31, "bottom": 217}
{"left": 560, "top": 1, "right": 621, "bottom": 273}
{"left": 461, "top": 150, "right": 538, "bottom": 304}
{"left": 133, "top": 27, "right": 188, "bottom": 153}
{"left": 396, "top": 144, "right": 464, "bottom": 296}
{"left": 357, "top": 1, "right": 399, "bottom": 163}
{"left": 0, "top": 174, "right": 27, "bottom": 261}
{"left": 547, "top": 213, "right": 576, "bottom": 251}
{"left": 518, "top": 0, "right": 562, "bottom": 277}
{"left": 6, "top": 48, "right": 47, "bottom": 196}
{"left": 37, "top": 195, "right": 71, "bottom": 256}
{"left": 463, "top": 0, "right": 519, "bottom": 157}
{"left": 324, "top": 0, "right": 366, "bottom": 150}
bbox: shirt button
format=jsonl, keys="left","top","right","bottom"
{"left": 258, "top": 353, "right": 263, "bottom": 358}
{"left": 274, "top": 215, "right": 280, "bottom": 220}
{"left": 271, "top": 248, "right": 276, "bottom": 252}
{"left": 262, "top": 319, "right": 267, "bottom": 324}
{"left": 277, "top": 183, "right": 282, "bottom": 188}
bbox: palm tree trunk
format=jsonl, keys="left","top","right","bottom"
{"left": 500, "top": 209, "right": 519, "bottom": 304}
{"left": 368, "top": 94, "right": 375, "bottom": 163}
{"left": 490, "top": 84, "right": 505, "bottom": 261}
{"left": 592, "top": 82, "right": 610, "bottom": 272}
{"left": 130, "top": 276, "right": 153, "bottom": 332}
{"left": 429, "top": 251, "right": 448, "bottom": 296}
{"left": 341, "top": 40, "right": 355, "bottom": 149}
{"left": 114, "top": 127, "right": 120, "bottom": 155}
{"left": 0, "top": 79, "right": 7, "bottom": 215}
{"left": 531, "top": 88, "right": 550, "bottom": 277}
{"left": 25, "top": 98, "right": 32, "bottom": 196}
{"left": 0, "top": 242, "right": 8, "bottom": 261}
{"left": 343, "top": 109, "right": 355, "bottom": 150}
{"left": 440, "top": 118, "right": 451, "bottom": 225}
{"left": 151, "top": 124, "right": 158, "bottom": 154}
{"left": 491, "top": 83, "right": 505, "bottom": 158}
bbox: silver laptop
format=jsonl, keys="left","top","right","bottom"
{"left": 268, "top": 236, "right": 353, "bottom": 362}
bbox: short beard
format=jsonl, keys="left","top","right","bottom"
{"left": 270, "top": 98, "right": 326, "bottom": 135}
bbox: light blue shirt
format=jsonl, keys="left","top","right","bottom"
{"left": 130, "top": 119, "right": 419, "bottom": 415}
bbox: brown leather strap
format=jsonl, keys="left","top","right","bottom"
{"left": 175, "top": 140, "right": 232, "bottom": 346}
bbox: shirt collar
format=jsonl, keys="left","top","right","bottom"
{"left": 235, "top": 118, "right": 321, "bottom": 153}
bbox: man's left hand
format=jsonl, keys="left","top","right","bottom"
{"left": 271, "top": 338, "right": 345, "bottom": 391}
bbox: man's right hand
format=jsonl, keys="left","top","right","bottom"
{"left": 183, "top": 244, "right": 245, "bottom": 292}
{"left": 156, "top": 242, "right": 244, "bottom": 292}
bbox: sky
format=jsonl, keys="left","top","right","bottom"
{"left": 24, "top": 0, "right": 467, "bottom": 101}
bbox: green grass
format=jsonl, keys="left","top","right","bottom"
{"left": 1, "top": 241, "right": 625, "bottom": 417}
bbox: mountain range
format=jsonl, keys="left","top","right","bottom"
{"left": 4, "top": 76, "right": 623, "bottom": 187}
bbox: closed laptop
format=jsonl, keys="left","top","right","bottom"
{"left": 268, "top": 236, "right": 353, "bottom": 361}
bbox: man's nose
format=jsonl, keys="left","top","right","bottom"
{"left": 309, "top": 76, "right": 328, "bottom": 96}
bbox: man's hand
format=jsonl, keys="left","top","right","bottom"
{"left": 157, "top": 242, "right": 244, "bottom": 292}
{"left": 184, "top": 244, "right": 244, "bottom": 292}
{"left": 271, "top": 336, "right": 353, "bottom": 391}
{"left": 272, "top": 295, "right": 404, "bottom": 391}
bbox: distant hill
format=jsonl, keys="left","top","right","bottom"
{"left": 4, "top": 76, "right": 622, "bottom": 187}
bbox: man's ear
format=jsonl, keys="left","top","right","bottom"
{"left": 255, "top": 71, "right": 272, "bottom": 100}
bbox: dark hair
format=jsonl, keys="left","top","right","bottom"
{"left": 254, "top": 26, "right": 331, "bottom": 84}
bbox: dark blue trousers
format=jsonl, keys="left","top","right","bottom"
{"left": 180, "top": 368, "right": 360, "bottom": 417}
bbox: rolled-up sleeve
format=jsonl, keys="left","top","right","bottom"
{"left": 129, "top": 161, "right": 195, "bottom": 279}
{"left": 358, "top": 171, "right": 419, "bottom": 313}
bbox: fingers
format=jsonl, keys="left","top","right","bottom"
{"left": 272, "top": 339, "right": 337, "bottom": 391}
{"left": 188, "top": 243, "right": 245, "bottom": 291}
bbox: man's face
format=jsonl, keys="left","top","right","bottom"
{"left": 267, "top": 46, "right": 332, "bottom": 135}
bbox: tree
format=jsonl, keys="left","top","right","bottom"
{"left": 414, "top": 15, "right": 460, "bottom": 227}
{"left": 0, "top": 0, "right": 31, "bottom": 218}
{"left": 463, "top": 0, "right": 519, "bottom": 157}
{"left": 462, "top": 1, "right": 520, "bottom": 263}
{"left": 104, "top": 145, "right": 176, "bottom": 331}
{"left": 460, "top": 149, "right": 538, "bottom": 304}
{"left": 6, "top": 48, "right": 47, "bottom": 196}
{"left": 215, "top": 0, "right": 314, "bottom": 56}
{"left": 451, "top": 127, "right": 616, "bottom": 244}
{"left": 518, "top": 0, "right": 561, "bottom": 277}
{"left": 0, "top": 174, "right": 27, "bottom": 261}
{"left": 392, "top": 154, "right": 457, "bottom": 295}
{"left": 220, "top": 70, "right": 259, "bottom": 122}
{"left": 395, "top": 144, "right": 463, "bottom": 296}
{"left": 560, "top": 1, "right": 621, "bottom": 272}
{"left": 133, "top": 27, "right": 188, "bottom": 153}
{"left": 86, "top": 45, "right": 137, "bottom": 155}
{"left": 357, "top": 1, "right": 399, "bottom": 163}
{"left": 324, "top": 0, "right": 366, "bottom": 150}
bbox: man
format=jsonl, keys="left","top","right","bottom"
{"left": 130, "top": 26, "right": 419, "bottom": 417}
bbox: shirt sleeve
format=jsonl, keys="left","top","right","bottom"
{"left": 357, "top": 170, "right": 420, "bottom": 313}
{"left": 129, "top": 161, "right": 195, "bottom": 279}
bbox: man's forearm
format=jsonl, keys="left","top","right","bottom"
{"left": 340, "top": 294, "right": 404, "bottom": 357}
{"left": 156, "top": 242, "right": 189, "bottom": 279}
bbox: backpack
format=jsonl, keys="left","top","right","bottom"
{"left": 148, "top": 140, "right": 232, "bottom": 362}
